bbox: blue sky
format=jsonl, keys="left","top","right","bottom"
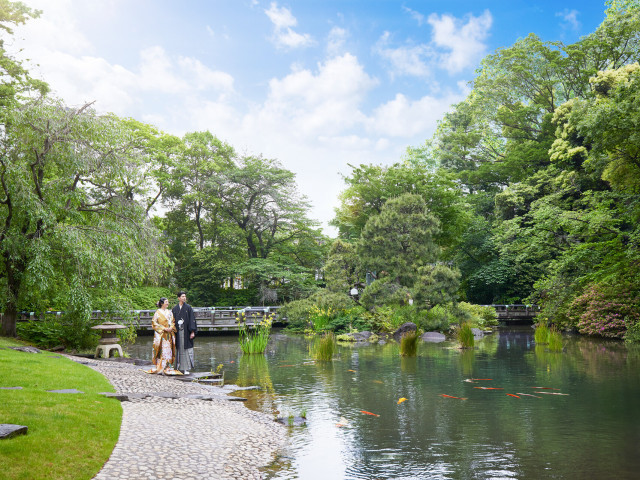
{"left": 12, "top": 0, "right": 609, "bottom": 233}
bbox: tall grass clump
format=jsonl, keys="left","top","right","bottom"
{"left": 457, "top": 322, "right": 474, "bottom": 349}
{"left": 315, "top": 332, "right": 335, "bottom": 361}
{"left": 548, "top": 326, "right": 564, "bottom": 352}
{"left": 534, "top": 322, "right": 550, "bottom": 344}
{"left": 400, "top": 330, "right": 419, "bottom": 356}
{"left": 238, "top": 311, "right": 274, "bottom": 354}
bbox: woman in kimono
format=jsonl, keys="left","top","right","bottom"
{"left": 145, "top": 298, "right": 181, "bottom": 375}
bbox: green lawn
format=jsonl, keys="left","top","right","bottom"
{"left": 0, "top": 337, "right": 121, "bottom": 480}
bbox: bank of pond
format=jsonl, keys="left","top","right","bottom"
{"left": 128, "top": 326, "right": 640, "bottom": 479}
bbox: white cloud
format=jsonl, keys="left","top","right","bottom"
{"left": 402, "top": 6, "right": 426, "bottom": 26}
{"left": 556, "top": 9, "right": 580, "bottom": 30}
{"left": 374, "top": 31, "right": 432, "bottom": 78}
{"left": 327, "top": 26, "right": 347, "bottom": 56}
{"left": 264, "top": 2, "right": 313, "bottom": 49}
{"left": 427, "top": 10, "right": 492, "bottom": 74}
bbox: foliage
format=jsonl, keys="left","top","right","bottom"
{"left": 624, "top": 318, "right": 640, "bottom": 344}
{"left": 0, "top": 337, "right": 121, "bottom": 480}
{"left": 412, "top": 264, "right": 461, "bottom": 308}
{"left": 326, "top": 305, "right": 371, "bottom": 333}
{"left": 420, "top": 304, "right": 457, "bottom": 332}
{"left": 457, "top": 323, "right": 475, "bottom": 349}
{"left": 454, "top": 302, "right": 499, "bottom": 328}
{"left": 308, "top": 305, "right": 338, "bottom": 332}
{"left": 548, "top": 326, "right": 564, "bottom": 352}
{"left": 280, "top": 290, "right": 355, "bottom": 331}
{"left": 357, "top": 193, "right": 440, "bottom": 287}
{"left": 324, "top": 239, "right": 362, "bottom": 293}
{"left": 399, "top": 331, "right": 419, "bottom": 357}
{"left": 314, "top": 332, "right": 335, "bottom": 361}
{"left": 237, "top": 311, "right": 274, "bottom": 354}
{"left": 360, "top": 278, "right": 412, "bottom": 311}
{"left": 534, "top": 322, "right": 551, "bottom": 344}
{"left": 567, "top": 284, "right": 640, "bottom": 339}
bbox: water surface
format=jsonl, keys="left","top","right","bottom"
{"left": 128, "top": 328, "right": 640, "bottom": 479}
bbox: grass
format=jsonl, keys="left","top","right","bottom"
{"left": 238, "top": 314, "right": 273, "bottom": 354}
{"left": 548, "top": 326, "right": 564, "bottom": 352}
{"left": 457, "top": 322, "right": 475, "bottom": 349}
{"left": 315, "top": 332, "right": 335, "bottom": 361}
{"left": 399, "top": 330, "right": 419, "bottom": 356}
{"left": 0, "top": 336, "right": 121, "bottom": 480}
{"left": 534, "top": 322, "right": 550, "bottom": 344}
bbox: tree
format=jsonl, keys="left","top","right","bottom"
{"left": 324, "top": 239, "right": 361, "bottom": 293}
{"left": 357, "top": 194, "right": 440, "bottom": 287}
{"left": 0, "top": 98, "right": 168, "bottom": 336}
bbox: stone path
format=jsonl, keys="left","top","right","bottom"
{"left": 66, "top": 356, "right": 286, "bottom": 480}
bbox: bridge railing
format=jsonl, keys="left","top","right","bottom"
{"left": 483, "top": 304, "right": 540, "bottom": 320}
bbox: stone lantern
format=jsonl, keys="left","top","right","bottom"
{"left": 91, "top": 321, "right": 127, "bottom": 359}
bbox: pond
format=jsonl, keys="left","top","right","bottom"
{"left": 127, "top": 327, "right": 640, "bottom": 479}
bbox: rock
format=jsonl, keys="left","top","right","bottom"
{"left": 100, "top": 392, "right": 132, "bottom": 401}
{"left": 9, "top": 346, "right": 41, "bottom": 354}
{"left": 47, "top": 389, "right": 84, "bottom": 394}
{"left": 0, "top": 386, "right": 23, "bottom": 390}
{"left": 151, "top": 392, "right": 179, "bottom": 399}
{"left": 0, "top": 424, "right": 27, "bottom": 439}
{"left": 471, "top": 328, "right": 484, "bottom": 338}
{"left": 275, "top": 416, "right": 306, "bottom": 427}
{"left": 351, "top": 331, "right": 373, "bottom": 341}
{"left": 392, "top": 322, "right": 417, "bottom": 342}
{"left": 421, "top": 332, "right": 446, "bottom": 343}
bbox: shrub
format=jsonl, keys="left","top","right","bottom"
{"left": 360, "top": 278, "right": 411, "bottom": 311}
{"left": 280, "top": 290, "right": 355, "bottom": 332}
{"left": 624, "top": 318, "right": 640, "bottom": 344}
{"left": 327, "top": 306, "right": 371, "bottom": 333}
{"left": 400, "top": 331, "right": 419, "bottom": 356}
{"left": 315, "top": 332, "right": 335, "bottom": 361}
{"left": 548, "top": 326, "right": 563, "bottom": 352}
{"left": 457, "top": 322, "right": 474, "bottom": 349}
{"left": 455, "top": 302, "right": 499, "bottom": 328}
{"left": 419, "top": 304, "right": 456, "bottom": 332}
{"left": 567, "top": 284, "right": 640, "bottom": 339}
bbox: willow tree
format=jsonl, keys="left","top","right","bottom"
{"left": 0, "top": 98, "right": 168, "bottom": 336}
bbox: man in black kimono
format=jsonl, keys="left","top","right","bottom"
{"left": 172, "top": 291, "right": 197, "bottom": 374}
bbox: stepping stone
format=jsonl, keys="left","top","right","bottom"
{"left": 0, "top": 424, "right": 27, "bottom": 439}
{"left": 0, "top": 387, "right": 23, "bottom": 390}
{"left": 47, "top": 389, "right": 84, "bottom": 394}
{"left": 99, "top": 392, "right": 131, "bottom": 401}
{"left": 151, "top": 392, "right": 179, "bottom": 399}
{"left": 226, "top": 396, "right": 248, "bottom": 402}
{"left": 422, "top": 332, "right": 446, "bottom": 343}
{"left": 9, "top": 346, "right": 41, "bottom": 354}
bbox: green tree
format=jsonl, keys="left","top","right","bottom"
{"left": 324, "top": 239, "right": 361, "bottom": 293}
{"left": 0, "top": 98, "right": 168, "bottom": 336}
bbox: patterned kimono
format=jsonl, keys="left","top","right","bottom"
{"left": 145, "top": 308, "right": 180, "bottom": 375}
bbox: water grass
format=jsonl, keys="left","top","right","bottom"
{"left": 534, "top": 322, "right": 550, "bottom": 344}
{"left": 458, "top": 322, "right": 475, "bottom": 349}
{"left": 0, "top": 337, "right": 121, "bottom": 480}
{"left": 315, "top": 332, "right": 335, "bottom": 361}
{"left": 238, "top": 312, "right": 273, "bottom": 354}
{"left": 548, "top": 326, "right": 564, "bottom": 352}
{"left": 399, "top": 330, "right": 419, "bottom": 356}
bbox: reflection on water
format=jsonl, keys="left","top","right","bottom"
{"left": 127, "top": 328, "right": 640, "bottom": 479}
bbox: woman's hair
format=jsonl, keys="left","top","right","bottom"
{"left": 157, "top": 297, "right": 168, "bottom": 308}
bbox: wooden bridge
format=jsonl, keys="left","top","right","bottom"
{"left": 487, "top": 304, "right": 540, "bottom": 323}
{"left": 13, "top": 306, "right": 283, "bottom": 332}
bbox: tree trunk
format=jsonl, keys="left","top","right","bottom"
{"left": 1, "top": 305, "right": 17, "bottom": 337}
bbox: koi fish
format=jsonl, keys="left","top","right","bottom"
{"left": 506, "top": 393, "right": 521, "bottom": 398}
{"left": 531, "top": 387, "right": 559, "bottom": 390}
{"left": 397, "top": 397, "right": 408, "bottom": 404}
{"left": 471, "top": 378, "right": 493, "bottom": 381}
{"left": 474, "top": 387, "right": 504, "bottom": 390}
{"left": 278, "top": 365, "right": 296, "bottom": 367}
{"left": 360, "top": 410, "right": 380, "bottom": 417}
{"left": 373, "top": 380, "right": 384, "bottom": 384}
{"left": 440, "top": 394, "right": 467, "bottom": 400}
{"left": 335, "top": 416, "right": 350, "bottom": 427}
{"left": 516, "top": 393, "right": 542, "bottom": 398}
{"left": 348, "top": 369, "right": 356, "bottom": 372}
{"left": 538, "top": 392, "right": 569, "bottom": 396}
{"left": 463, "top": 379, "right": 476, "bottom": 383}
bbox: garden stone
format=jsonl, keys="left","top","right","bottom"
{"left": 275, "top": 416, "right": 306, "bottom": 427}
{"left": 422, "top": 332, "right": 446, "bottom": 343}
{"left": 0, "top": 386, "right": 23, "bottom": 390}
{"left": 351, "top": 331, "right": 373, "bottom": 341}
{"left": 9, "top": 346, "right": 41, "bottom": 354}
{"left": 471, "top": 328, "right": 484, "bottom": 338}
{"left": 47, "top": 389, "right": 84, "bottom": 394}
{"left": 393, "top": 322, "right": 417, "bottom": 342}
{"left": 0, "top": 424, "right": 27, "bottom": 439}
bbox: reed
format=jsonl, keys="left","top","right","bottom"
{"left": 399, "top": 330, "right": 419, "bottom": 356}
{"left": 548, "top": 326, "right": 564, "bottom": 352}
{"left": 534, "top": 322, "right": 550, "bottom": 344}
{"left": 458, "top": 322, "right": 475, "bottom": 349}
{"left": 315, "top": 332, "right": 335, "bottom": 361}
{"left": 238, "top": 312, "right": 274, "bottom": 354}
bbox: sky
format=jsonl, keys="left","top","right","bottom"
{"left": 9, "top": 0, "right": 610, "bottom": 235}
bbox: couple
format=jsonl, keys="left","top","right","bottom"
{"left": 145, "top": 291, "right": 197, "bottom": 375}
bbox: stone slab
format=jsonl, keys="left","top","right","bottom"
{"left": 0, "top": 424, "right": 27, "bottom": 439}
{"left": 0, "top": 386, "right": 23, "bottom": 390}
{"left": 47, "top": 389, "right": 84, "bottom": 394}
{"left": 422, "top": 332, "right": 446, "bottom": 343}
{"left": 9, "top": 346, "right": 41, "bottom": 354}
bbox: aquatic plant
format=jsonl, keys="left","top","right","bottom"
{"left": 315, "top": 332, "right": 335, "bottom": 361}
{"left": 399, "top": 330, "right": 419, "bottom": 356}
{"left": 534, "top": 322, "right": 550, "bottom": 344}
{"left": 548, "top": 326, "right": 563, "bottom": 352}
{"left": 237, "top": 311, "right": 274, "bottom": 354}
{"left": 457, "top": 322, "right": 474, "bottom": 349}
{"left": 300, "top": 409, "right": 307, "bottom": 419}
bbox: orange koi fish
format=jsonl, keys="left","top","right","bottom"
{"left": 278, "top": 364, "right": 296, "bottom": 367}
{"left": 335, "top": 416, "right": 350, "bottom": 427}
{"left": 516, "top": 393, "right": 542, "bottom": 398}
{"left": 360, "top": 410, "right": 380, "bottom": 417}
{"left": 397, "top": 397, "right": 408, "bottom": 405}
{"left": 474, "top": 387, "right": 504, "bottom": 390}
{"left": 440, "top": 394, "right": 468, "bottom": 400}
{"left": 506, "top": 393, "right": 521, "bottom": 398}
{"left": 348, "top": 369, "right": 356, "bottom": 372}
{"left": 471, "top": 378, "right": 493, "bottom": 381}
{"left": 372, "top": 380, "right": 384, "bottom": 384}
